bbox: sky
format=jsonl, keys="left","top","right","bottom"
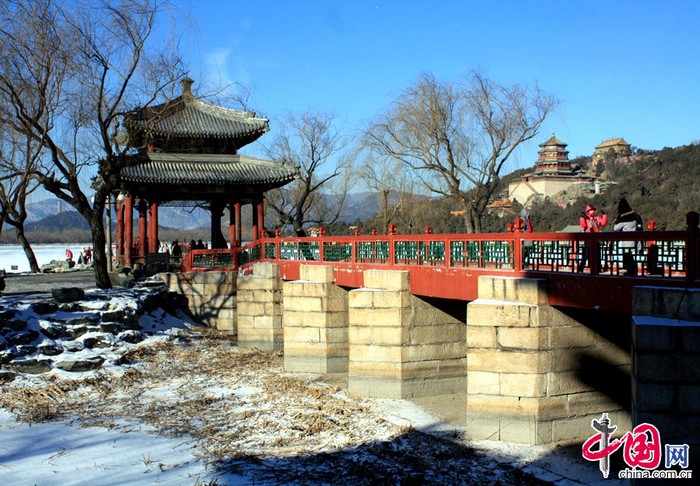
{"left": 174, "top": 0, "right": 700, "bottom": 170}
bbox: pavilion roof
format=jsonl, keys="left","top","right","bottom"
{"left": 123, "top": 78, "right": 269, "bottom": 142}
{"left": 121, "top": 153, "right": 298, "bottom": 187}
{"left": 539, "top": 133, "right": 567, "bottom": 148}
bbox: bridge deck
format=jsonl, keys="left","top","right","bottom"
{"left": 180, "top": 225, "right": 700, "bottom": 313}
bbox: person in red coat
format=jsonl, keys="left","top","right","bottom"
{"left": 578, "top": 204, "right": 607, "bottom": 272}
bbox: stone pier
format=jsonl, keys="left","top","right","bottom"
{"left": 347, "top": 270, "right": 466, "bottom": 399}
{"left": 236, "top": 262, "right": 283, "bottom": 350}
{"left": 632, "top": 286, "right": 700, "bottom": 451}
{"left": 466, "top": 276, "right": 631, "bottom": 445}
{"left": 282, "top": 265, "right": 349, "bottom": 373}
{"left": 160, "top": 271, "right": 237, "bottom": 333}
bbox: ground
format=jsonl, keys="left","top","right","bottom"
{"left": 0, "top": 271, "right": 627, "bottom": 485}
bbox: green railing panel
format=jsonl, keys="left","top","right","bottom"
{"left": 323, "top": 242, "right": 352, "bottom": 262}
{"left": 395, "top": 241, "right": 418, "bottom": 264}
{"left": 264, "top": 243, "right": 277, "bottom": 259}
{"left": 357, "top": 241, "right": 389, "bottom": 263}
{"left": 419, "top": 241, "right": 445, "bottom": 265}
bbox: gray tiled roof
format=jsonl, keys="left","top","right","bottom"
{"left": 122, "top": 153, "right": 297, "bottom": 185}
{"left": 124, "top": 92, "right": 269, "bottom": 140}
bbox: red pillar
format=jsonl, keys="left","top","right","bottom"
{"left": 235, "top": 201, "right": 242, "bottom": 246}
{"left": 148, "top": 201, "right": 158, "bottom": 253}
{"left": 229, "top": 201, "right": 237, "bottom": 248}
{"left": 116, "top": 200, "right": 124, "bottom": 262}
{"left": 256, "top": 198, "right": 265, "bottom": 239}
{"left": 138, "top": 199, "right": 147, "bottom": 261}
{"left": 252, "top": 201, "right": 259, "bottom": 243}
{"left": 124, "top": 195, "right": 133, "bottom": 267}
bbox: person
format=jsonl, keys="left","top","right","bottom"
{"left": 171, "top": 240, "right": 182, "bottom": 258}
{"left": 85, "top": 246, "right": 92, "bottom": 264}
{"left": 78, "top": 248, "right": 85, "bottom": 265}
{"left": 65, "top": 249, "right": 75, "bottom": 268}
{"left": 613, "top": 198, "right": 643, "bottom": 276}
{"left": 520, "top": 206, "right": 534, "bottom": 268}
{"left": 577, "top": 204, "right": 607, "bottom": 272}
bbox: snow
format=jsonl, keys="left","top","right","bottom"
{"left": 0, "top": 279, "right": 630, "bottom": 485}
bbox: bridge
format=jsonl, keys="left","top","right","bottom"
{"left": 161, "top": 213, "right": 699, "bottom": 448}
{"left": 180, "top": 212, "right": 700, "bottom": 314}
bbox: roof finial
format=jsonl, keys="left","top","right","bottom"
{"left": 181, "top": 77, "right": 194, "bottom": 97}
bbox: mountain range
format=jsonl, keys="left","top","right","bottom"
{"left": 23, "top": 192, "right": 386, "bottom": 232}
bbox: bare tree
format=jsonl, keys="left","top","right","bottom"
{"left": 265, "top": 110, "right": 353, "bottom": 236}
{"left": 0, "top": 0, "right": 185, "bottom": 287}
{"left": 0, "top": 123, "right": 42, "bottom": 272}
{"left": 365, "top": 71, "right": 558, "bottom": 233}
{"left": 359, "top": 151, "right": 418, "bottom": 234}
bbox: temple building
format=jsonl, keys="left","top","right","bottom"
{"left": 114, "top": 78, "right": 297, "bottom": 268}
{"left": 592, "top": 137, "right": 632, "bottom": 163}
{"left": 507, "top": 134, "right": 595, "bottom": 206}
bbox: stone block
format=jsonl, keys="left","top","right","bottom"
{"left": 477, "top": 276, "right": 548, "bottom": 304}
{"left": 299, "top": 264, "right": 335, "bottom": 283}
{"left": 348, "top": 289, "right": 374, "bottom": 308}
{"left": 467, "top": 327, "right": 497, "bottom": 348}
{"left": 363, "top": 270, "right": 409, "bottom": 291}
{"left": 252, "top": 262, "right": 279, "bottom": 278}
{"left": 499, "top": 372, "right": 547, "bottom": 397}
{"left": 467, "top": 300, "right": 535, "bottom": 327}
{"left": 349, "top": 307, "right": 403, "bottom": 327}
{"left": 467, "top": 371, "right": 500, "bottom": 394}
{"left": 372, "top": 290, "right": 409, "bottom": 308}
{"left": 547, "top": 370, "right": 595, "bottom": 396}
{"left": 468, "top": 349, "right": 550, "bottom": 374}
{"left": 350, "top": 344, "right": 402, "bottom": 363}
{"left": 549, "top": 326, "right": 596, "bottom": 349}
{"left": 632, "top": 381, "right": 675, "bottom": 412}
{"left": 283, "top": 296, "right": 323, "bottom": 313}
{"left": 498, "top": 327, "right": 548, "bottom": 350}
{"left": 632, "top": 287, "right": 700, "bottom": 320}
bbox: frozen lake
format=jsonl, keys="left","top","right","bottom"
{"left": 0, "top": 244, "right": 91, "bottom": 273}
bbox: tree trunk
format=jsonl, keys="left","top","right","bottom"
{"left": 90, "top": 211, "right": 111, "bottom": 289}
{"left": 16, "top": 227, "right": 40, "bottom": 273}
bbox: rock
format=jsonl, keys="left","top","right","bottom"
{"left": 101, "top": 310, "right": 127, "bottom": 321}
{"left": 31, "top": 301, "right": 59, "bottom": 315}
{"left": 59, "top": 302, "right": 82, "bottom": 312}
{"left": 99, "top": 322, "right": 123, "bottom": 334}
{"left": 62, "top": 341, "right": 84, "bottom": 352}
{"left": 15, "top": 345, "right": 38, "bottom": 357}
{"left": 65, "top": 324, "right": 88, "bottom": 339}
{"left": 0, "top": 349, "right": 18, "bottom": 364}
{"left": 7, "top": 329, "right": 39, "bottom": 346}
{"left": 39, "top": 322, "right": 67, "bottom": 339}
{"left": 62, "top": 315, "right": 100, "bottom": 326}
{"left": 38, "top": 343, "right": 64, "bottom": 356}
{"left": 82, "top": 334, "right": 113, "bottom": 349}
{"left": 9, "top": 358, "right": 53, "bottom": 374}
{"left": 54, "top": 356, "right": 104, "bottom": 372}
{"left": 118, "top": 330, "right": 144, "bottom": 344}
{"left": 0, "top": 369, "right": 17, "bottom": 382}
{"left": 52, "top": 287, "right": 85, "bottom": 303}
{"left": 2, "top": 319, "right": 27, "bottom": 333}
{"left": 0, "top": 308, "right": 18, "bottom": 321}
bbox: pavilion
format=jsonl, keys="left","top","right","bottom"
{"left": 114, "top": 78, "right": 297, "bottom": 267}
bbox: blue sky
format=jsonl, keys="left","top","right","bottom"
{"left": 177, "top": 0, "right": 700, "bottom": 170}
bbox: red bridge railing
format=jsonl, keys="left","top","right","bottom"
{"left": 180, "top": 212, "right": 700, "bottom": 312}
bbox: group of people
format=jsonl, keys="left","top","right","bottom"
{"left": 65, "top": 247, "right": 92, "bottom": 266}
{"left": 577, "top": 197, "right": 644, "bottom": 275}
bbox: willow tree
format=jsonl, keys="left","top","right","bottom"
{"left": 365, "top": 71, "right": 558, "bottom": 233}
{"left": 0, "top": 0, "right": 185, "bottom": 287}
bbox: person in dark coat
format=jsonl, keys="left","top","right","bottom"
{"left": 613, "top": 198, "right": 643, "bottom": 276}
